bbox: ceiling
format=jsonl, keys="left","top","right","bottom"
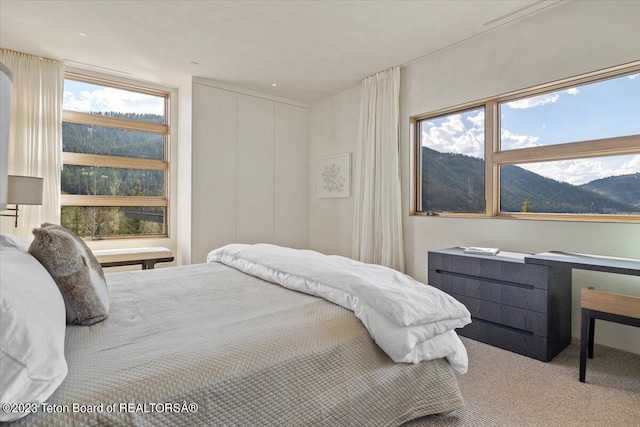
{"left": 0, "top": 0, "right": 563, "bottom": 104}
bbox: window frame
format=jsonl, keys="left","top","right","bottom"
{"left": 410, "top": 61, "right": 640, "bottom": 223}
{"left": 61, "top": 72, "right": 171, "bottom": 239}
{"left": 413, "top": 104, "right": 489, "bottom": 216}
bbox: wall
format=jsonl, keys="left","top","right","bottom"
{"left": 308, "top": 85, "right": 360, "bottom": 257}
{"left": 176, "top": 78, "right": 192, "bottom": 266}
{"left": 308, "top": 1, "right": 640, "bottom": 354}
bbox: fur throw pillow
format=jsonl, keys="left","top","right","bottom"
{"left": 29, "top": 223, "right": 109, "bottom": 326}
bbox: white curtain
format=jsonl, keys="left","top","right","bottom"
{"left": 352, "top": 67, "right": 405, "bottom": 271}
{"left": 0, "top": 49, "right": 64, "bottom": 238}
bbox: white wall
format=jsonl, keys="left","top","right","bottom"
{"left": 176, "top": 78, "right": 192, "bottom": 266}
{"left": 308, "top": 85, "right": 360, "bottom": 257}
{"left": 308, "top": 1, "right": 640, "bottom": 354}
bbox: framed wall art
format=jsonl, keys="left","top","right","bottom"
{"left": 317, "top": 153, "right": 350, "bottom": 198}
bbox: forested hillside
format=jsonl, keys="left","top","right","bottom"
{"left": 581, "top": 173, "right": 640, "bottom": 208}
{"left": 421, "top": 147, "right": 639, "bottom": 214}
{"left": 62, "top": 112, "right": 164, "bottom": 159}
{"left": 60, "top": 112, "right": 166, "bottom": 238}
{"left": 499, "top": 165, "right": 635, "bottom": 213}
{"left": 61, "top": 112, "right": 165, "bottom": 197}
{"left": 421, "top": 149, "right": 484, "bottom": 212}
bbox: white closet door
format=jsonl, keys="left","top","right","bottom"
{"left": 192, "top": 84, "right": 237, "bottom": 262}
{"left": 274, "top": 103, "right": 308, "bottom": 248}
{"left": 236, "top": 94, "right": 275, "bottom": 244}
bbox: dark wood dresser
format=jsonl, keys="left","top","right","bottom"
{"left": 428, "top": 247, "right": 572, "bottom": 362}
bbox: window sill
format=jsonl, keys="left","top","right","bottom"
{"left": 410, "top": 211, "right": 639, "bottom": 223}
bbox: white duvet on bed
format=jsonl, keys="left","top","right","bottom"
{"left": 207, "top": 244, "right": 471, "bottom": 373}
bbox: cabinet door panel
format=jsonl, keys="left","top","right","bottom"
{"left": 237, "top": 95, "right": 275, "bottom": 244}
{"left": 192, "top": 84, "right": 237, "bottom": 262}
{"left": 275, "top": 103, "right": 307, "bottom": 248}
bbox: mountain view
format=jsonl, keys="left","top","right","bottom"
{"left": 421, "top": 147, "right": 639, "bottom": 214}
{"left": 581, "top": 173, "right": 640, "bottom": 209}
{"left": 60, "top": 112, "right": 166, "bottom": 238}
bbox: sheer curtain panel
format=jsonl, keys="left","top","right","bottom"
{"left": 0, "top": 49, "right": 64, "bottom": 237}
{"left": 352, "top": 67, "right": 405, "bottom": 271}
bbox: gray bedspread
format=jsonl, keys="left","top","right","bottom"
{"left": 13, "top": 263, "right": 463, "bottom": 426}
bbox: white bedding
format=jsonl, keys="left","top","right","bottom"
{"left": 207, "top": 244, "right": 471, "bottom": 373}
{"left": 10, "top": 262, "right": 465, "bottom": 426}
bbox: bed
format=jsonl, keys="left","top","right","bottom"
{"left": 2, "top": 237, "right": 469, "bottom": 426}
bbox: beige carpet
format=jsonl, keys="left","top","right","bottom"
{"left": 405, "top": 337, "right": 640, "bottom": 426}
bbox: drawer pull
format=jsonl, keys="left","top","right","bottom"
{"left": 471, "top": 317, "right": 534, "bottom": 336}
{"left": 435, "top": 269, "right": 534, "bottom": 290}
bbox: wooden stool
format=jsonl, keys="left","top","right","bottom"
{"left": 580, "top": 288, "right": 640, "bottom": 382}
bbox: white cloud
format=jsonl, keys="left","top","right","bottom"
{"left": 504, "top": 86, "right": 580, "bottom": 110}
{"left": 421, "top": 111, "right": 484, "bottom": 158}
{"left": 501, "top": 129, "right": 539, "bottom": 149}
{"left": 520, "top": 159, "right": 607, "bottom": 185}
{"left": 506, "top": 93, "right": 559, "bottom": 109}
{"left": 466, "top": 111, "right": 484, "bottom": 128}
{"left": 614, "top": 154, "right": 640, "bottom": 176}
{"left": 628, "top": 73, "right": 639, "bottom": 80}
{"left": 63, "top": 87, "right": 164, "bottom": 115}
{"left": 520, "top": 155, "right": 640, "bottom": 185}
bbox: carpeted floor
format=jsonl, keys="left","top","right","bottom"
{"left": 405, "top": 337, "right": 640, "bottom": 426}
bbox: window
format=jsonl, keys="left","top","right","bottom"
{"left": 413, "top": 62, "right": 640, "bottom": 221}
{"left": 418, "top": 107, "right": 485, "bottom": 214}
{"left": 61, "top": 74, "right": 169, "bottom": 238}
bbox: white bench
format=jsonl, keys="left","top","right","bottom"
{"left": 93, "top": 247, "right": 174, "bottom": 270}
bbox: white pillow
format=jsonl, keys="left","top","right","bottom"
{"left": 0, "top": 233, "right": 31, "bottom": 252}
{"left": 0, "top": 248, "right": 68, "bottom": 421}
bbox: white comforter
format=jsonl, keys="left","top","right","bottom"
{"left": 207, "top": 244, "right": 471, "bottom": 373}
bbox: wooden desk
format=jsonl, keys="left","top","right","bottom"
{"left": 93, "top": 247, "right": 174, "bottom": 270}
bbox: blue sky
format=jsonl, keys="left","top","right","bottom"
{"left": 501, "top": 73, "right": 640, "bottom": 148}
{"left": 421, "top": 72, "right": 640, "bottom": 185}
{"left": 63, "top": 79, "right": 164, "bottom": 117}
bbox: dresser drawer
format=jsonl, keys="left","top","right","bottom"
{"left": 458, "top": 318, "right": 550, "bottom": 361}
{"left": 428, "top": 248, "right": 571, "bottom": 362}
{"left": 429, "top": 269, "right": 548, "bottom": 312}
{"left": 449, "top": 293, "right": 548, "bottom": 337}
{"left": 429, "top": 250, "right": 550, "bottom": 289}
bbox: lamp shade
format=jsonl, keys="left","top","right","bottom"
{"left": 7, "top": 175, "right": 43, "bottom": 205}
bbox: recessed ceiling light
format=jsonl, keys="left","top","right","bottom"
{"left": 272, "top": 83, "right": 277, "bottom": 87}
{"left": 79, "top": 32, "right": 87, "bottom": 37}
